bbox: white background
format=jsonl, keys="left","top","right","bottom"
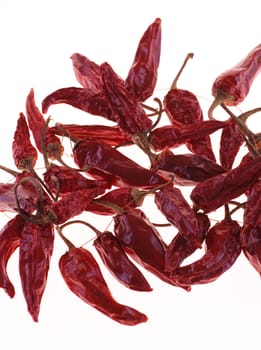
{"left": 0, "top": 0, "right": 261, "bottom": 349}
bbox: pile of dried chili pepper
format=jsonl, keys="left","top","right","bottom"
{"left": 0, "top": 17, "right": 260, "bottom": 326}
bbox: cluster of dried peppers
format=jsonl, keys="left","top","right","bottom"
{"left": 0, "top": 18, "right": 260, "bottom": 326}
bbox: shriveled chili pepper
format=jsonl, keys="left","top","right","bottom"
{"left": 12, "top": 112, "right": 38, "bottom": 170}
{"left": 0, "top": 182, "right": 36, "bottom": 213}
{"left": 43, "top": 163, "right": 109, "bottom": 197}
{"left": 42, "top": 87, "right": 114, "bottom": 121}
{"left": 241, "top": 224, "right": 261, "bottom": 276}
{"left": 19, "top": 221, "right": 54, "bottom": 322}
{"left": 208, "top": 43, "right": 261, "bottom": 118}
{"left": 151, "top": 148, "right": 225, "bottom": 186}
{"left": 124, "top": 18, "right": 161, "bottom": 102}
{"left": 101, "top": 62, "right": 153, "bottom": 136}
{"left": 26, "top": 88, "right": 64, "bottom": 159}
{"left": 71, "top": 53, "right": 102, "bottom": 94}
{"left": 149, "top": 120, "right": 226, "bottom": 151}
{"left": 165, "top": 212, "right": 210, "bottom": 273}
{"left": 171, "top": 219, "right": 241, "bottom": 286}
{"left": 73, "top": 139, "right": 167, "bottom": 189}
{"left": 219, "top": 118, "right": 244, "bottom": 170}
{"left": 0, "top": 215, "right": 24, "bottom": 298}
{"left": 49, "top": 123, "right": 131, "bottom": 146}
{"left": 154, "top": 185, "right": 201, "bottom": 247}
{"left": 163, "top": 53, "right": 216, "bottom": 161}
{"left": 87, "top": 223, "right": 152, "bottom": 291}
{"left": 50, "top": 187, "right": 106, "bottom": 225}
{"left": 190, "top": 156, "right": 261, "bottom": 213}
{"left": 59, "top": 245, "right": 147, "bottom": 325}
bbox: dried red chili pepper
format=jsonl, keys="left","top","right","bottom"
{"left": 19, "top": 221, "right": 54, "bottom": 322}
{"left": 241, "top": 224, "right": 261, "bottom": 276}
{"left": 171, "top": 219, "right": 241, "bottom": 286}
{"left": 190, "top": 156, "right": 261, "bottom": 213}
{"left": 0, "top": 182, "right": 36, "bottom": 213}
{"left": 49, "top": 123, "right": 131, "bottom": 146}
{"left": 124, "top": 18, "right": 161, "bottom": 102}
{"left": 73, "top": 139, "right": 167, "bottom": 189}
{"left": 219, "top": 118, "right": 244, "bottom": 170}
{"left": 12, "top": 112, "right": 38, "bottom": 170}
{"left": 42, "top": 87, "right": 114, "bottom": 121}
{"left": 26, "top": 89, "right": 64, "bottom": 159}
{"left": 149, "top": 120, "right": 226, "bottom": 151}
{"left": 43, "top": 163, "right": 109, "bottom": 197}
{"left": 154, "top": 185, "right": 201, "bottom": 247}
{"left": 59, "top": 245, "right": 147, "bottom": 325}
{"left": 151, "top": 148, "right": 225, "bottom": 186}
{"left": 101, "top": 62, "right": 153, "bottom": 137}
{"left": 165, "top": 212, "right": 210, "bottom": 272}
{"left": 0, "top": 215, "right": 24, "bottom": 298}
{"left": 71, "top": 53, "right": 102, "bottom": 94}
{"left": 208, "top": 43, "right": 261, "bottom": 118}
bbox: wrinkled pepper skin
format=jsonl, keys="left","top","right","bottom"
{"left": 73, "top": 139, "right": 167, "bottom": 189}
{"left": 171, "top": 219, "right": 241, "bottom": 286}
{"left": 19, "top": 222, "right": 54, "bottom": 322}
{"left": 124, "top": 18, "right": 161, "bottom": 102}
{"left": 59, "top": 246, "right": 148, "bottom": 325}
{"left": 190, "top": 156, "right": 261, "bottom": 213}
{"left": 0, "top": 215, "right": 25, "bottom": 297}
{"left": 94, "top": 231, "right": 152, "bottom": 291}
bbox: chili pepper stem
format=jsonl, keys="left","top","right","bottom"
{"left": 60, "top": 219, "right": 103, "bottom": 237}
{"left": 0, "top": 164, "right": 20, "bottom": 177}
{"left": 170, "top": 53, "right": 194, "bottom": 90}
{"left": 56, "top": 225, "right": 75, "bottom": 249}
{"left": 208, "top": 92, "right": 229, "bottom": 120}
{"left": 238, "top": 107, "right": 261, "bottom": 123}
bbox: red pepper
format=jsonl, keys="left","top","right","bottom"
{"left": 26, "top": 89, "right": 64, "bottom": 159}
{"left": 42, "top": 87, "right": 115, "bottom": 121}
{"left": 93, "top": 230, "right": 152, "bottom": 291}
{"left": 49, "top": 123, "right": 131, "bottom": 146}
{"left": 154, "top": 185, "right": 201, "bottom": 248}
{"left": 208, "top": 43, "right": 261, "bottom": 118}
{"left": 190, "top": 156, "right": 261, "bottom": 213}
{"left": 59, "top": 246, "right": 147, "bottom": 325}
{"left": 0, "top": 215, "right": 24, "bottom": 297}
{"left": 151, "top": 148, "right": 225, "bottom": 186}
{"left": 165, "top": 212, "right": 210, "bottom": 272}
{"left": 0, "top": 182, "right": 36, "bottom": 213}
{"left": 71, "top": 53, "right": 102, "bottom": 94}
{"left": 73, "top": 139, "right": 167, "bottom": 189}
{"left": 171, "top": 219, "right": 241, "bottom": 286}
{"left": 149, "top": 120, "right": 226, "bottom": 151}
{"left": 12, "top": 113, "right": 38, "bottom": 170}
{"left": 19, "top": 222, "right": 54, "bottom": 322}
{"left": 241, "top": 224, "right": 261, "bottom": 276}
{"left": 101, "top": 62, "right": 153, "bottom": 136}
{"left": 219, "top": 118, "right": 244, "bottom": 170}
{"left": 124, "top": 18, "right": 161, "bottom": 102}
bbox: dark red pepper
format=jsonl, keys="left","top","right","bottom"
{"left": 59, "top": 246, "right": 147, "bottom": 325}
{"left": 124, "top": 18, "right": 161, "bottom": 102}
{"left": 73, "top": 139, "right": 167, "bottom": 189}
{"left": 171, "top": 219, "right": 241, "bottom": 286}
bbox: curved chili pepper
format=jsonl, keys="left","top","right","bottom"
{"left": 26, "top": 88, "right": 64, "bottom": 159}
{"left": 59, "top": 246, "right": 147, "bottom": 325}
{"left": 151, "top": 148, "right": 225, "bottom": 185}
{"left": 124, "top": 18, "right": 161, "bottom": 102}
{"left": 165, "top": 212, "right": 210, "bottom": 272}
{"left": 0, "top": 182, "right": 36, "bottom": 213}
{"left": 71, "top": 53, "right": 102, "bottom": 94}
{"left": 171, "top": 219, "right": 241, "bottom": 286}
{"left": 149, "top": 120, "right": 226, "bottom": 151}
{"left": 94, "top": 230, "right": 152, "bottom": 291}
{"left": 241, "top": 224, "right": 261, "bottom": 276}
{"left": 219, "top": 118, "right": 244, "bottom": 170}
{"left": 154, "top": 185, "right": 201, "bottom": 247}
{"left": 19, "top": 221, "right": 54, "bottom": 322}
{"left": 42, "top": 87, "right": 115, "bottom": 121}
{"left": 73, "top": 139, "right": 167, "bottom": 189}
{"left": 49, "top": 123, "right": 131, "bottom": 146}
{"left": 190, "top": 156, "right": 261, "bottom": 213}
{"left": 12, "top": 112, "right": 38, "bottom": 170}
{"left": 101, "top": 62, "right": 152, "bottom": 136}
{"left": 0, "top": 215, "right": 24, "bottom": 297}
{"left": 43, "top": 163, "right": 109, "bottom": 196}
{"left": 208, "top": 43, "right": 261, "bottom": 118}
